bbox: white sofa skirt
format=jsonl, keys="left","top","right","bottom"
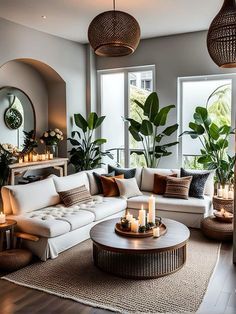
{"left": 22, "top": 210, "right": 125, "bottom": 261}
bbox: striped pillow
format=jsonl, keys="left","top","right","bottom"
{"left": 59, "top": 185, "right": 92, "bottom": 207}
{"left": 164, "top": 176, "right": 192, "bottom": 199}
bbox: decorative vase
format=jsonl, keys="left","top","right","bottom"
{"left": 45, "top": 145, "right": 58, "bottom": 159}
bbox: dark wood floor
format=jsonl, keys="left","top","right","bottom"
{"left": 0, "top": 242, "right": 235, "bottom": 314}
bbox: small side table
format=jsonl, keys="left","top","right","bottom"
{"left": 0, "top": 219, "right": 17, "bottom": 251}
{"left": 201, "top": 216, "right": 233, "bottom": 242}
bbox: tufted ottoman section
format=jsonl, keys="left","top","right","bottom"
{"left": 201, "top": 216, "right": 233, "bottom": 242}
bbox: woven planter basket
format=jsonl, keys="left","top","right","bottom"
{"left": 213, "top": 196, "right": 234, "bottom": 213}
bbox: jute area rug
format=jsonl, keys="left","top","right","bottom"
{"left": 2, "top": 230, "right": 220, "bottom": 314}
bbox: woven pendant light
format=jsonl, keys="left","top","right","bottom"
{"left": 88, "top": 0, "right": 140, "bottom": 57}
{"left": 207, "top": 0, "right": 236, "bottom": 68}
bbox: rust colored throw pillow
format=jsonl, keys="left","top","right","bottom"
{"left": 100, "top": 174, "right": 124, "bottom": 197}
{"left": 164, "top": 176, "right": 192, "bottom": 200}
{"left": 59, "top": 185, "right": 92, "bottom": 207}
{"left": 153, "top": 173, "right": 178, "bottom": 195}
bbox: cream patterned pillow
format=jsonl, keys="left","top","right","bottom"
{"left": 115, "top": 178, "right": 142, "bottom": 199}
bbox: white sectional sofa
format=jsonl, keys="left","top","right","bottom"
{"left": 1, "top": 167, "right": 214, "bottom": 261}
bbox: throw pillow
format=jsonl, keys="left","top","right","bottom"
{"left": 153, "top": 173, "right": 178, "bottom": 195}
{"left": 180, "top": 168, "right": 210, "bottom": 199}
{"left": 164, "top": 176, "right": 192, "bottom": 200}
{"left": 59, "top": 185, "right": 92, "bottom": 207}
{"left": 115, "top": 177, "right": 143, "bottom": 199}
{"left": 108, "top": 165, "right": 136, "bottom": 179}
{"left": 93, "top": 171, "right": 115, "bottom": 194}
{"left": 100, "top": 174, "right": 124, "bottom": 197}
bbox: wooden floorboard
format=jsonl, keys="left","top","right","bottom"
{"left": 0, "top": 242, "right": 235, "bottom": 314}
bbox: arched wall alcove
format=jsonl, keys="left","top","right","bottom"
{"left": 0, "top": 58, "right": 67, "bottom": 157}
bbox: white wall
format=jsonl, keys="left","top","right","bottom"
{"left": 0, "top": 17, "right": 87, "bottom": 154}
{"left": 96, "top": 31, "right": 236, "bottom": 168}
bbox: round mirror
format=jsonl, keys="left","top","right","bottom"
{"left": 0, "top": 86, "right": 36, "bottom": 151}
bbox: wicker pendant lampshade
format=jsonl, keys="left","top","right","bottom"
{"left": 88, "top": 0, "right": 140, "bottom": 57}
{"left": 207, "top": 0, "right": 236, "bottom": 68}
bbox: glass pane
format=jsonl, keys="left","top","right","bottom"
{"left": 101, "top": 73, "right": 125, "bottom": 166}
{"left": 182, "top": 79, "right": 232, "bottom": 157}
{"left": 128, "top": 70, "right": 153, "bottom": 167}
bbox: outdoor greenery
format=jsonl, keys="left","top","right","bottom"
{"left": 181, "top": 106, "right": 235, "bottom": 185}
{"left": 68, "top": 112, "right": 112, "bottom": 172}
{"left": 126, "top": 91, "right": 179, "bottom": 168}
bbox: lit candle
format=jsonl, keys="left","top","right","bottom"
{"left": 18, "top": 157, "right": 23, "bottom": 164}
{"left": 131, "top": 219, "right": 139, "bottom": 233}
{"left": 24, "top": 154, "right": 29, "bottom": 162}
{"left": 138, "top": 205, "right": 146, "bottom": 227}
{"left": 49, "top": 154, "right": 53, "bottom": 160}
{"left": 228, "top": 190, "right": 234, "bottom": 199}
{"left": 126, "top": 212, "right": 133, "bottom": 222}
{"left": 153, "top": 226, "right": 160, "bottom": 238}
{"left": 32, "top": 154, "right": 38, "bottom": 162}
{"left": 148, "top": 195, "right": 156, "bottom": 224}
{"left": 41, "top": 154, "right": 46, "bottom": 161}
{"left": 0, "top": 212, "right": 6, "bottom": 224}
{"left": 220, "top": 208, "right": 225, "bottom": 215}
{"left": 218, "top": 186, "right": 223, "bottom": 198}
{"left": 223, "top": 185, "right": 229, "bottom": 199}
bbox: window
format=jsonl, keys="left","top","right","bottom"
{"left": 178, "top": 75, "right": 235, "bottom": 169}
{"left": 98, "top": 65, "right": 155, "bottom": 167}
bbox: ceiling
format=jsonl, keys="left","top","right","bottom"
{"left": 0, "top": 0, "right": 223, "bottom": 43}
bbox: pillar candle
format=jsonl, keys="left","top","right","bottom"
{"left": 131, "top": 219, "right": 139, "bottom": 233}
{"left": 0, "top": 212, "right": 6, "bottom": 224}
{"left": 148, "top": 195, "right": 156, "bottom": 224}
{"left": 153, "top": 227, "right": 160, "bottom": 238}
{"left": 138, "top": 205, "right": 146, "bottom": 227}
{"left": 223, "top": 185, "right": 229, "bottom": 199}
{"left": 218, "top": 186, "right": 223, "bottom": 198}
{"left": 24, "top": 154, "right": 29, "bottom": 162}
{"left": 41, "top": 154, "right": 46, "bottom": 161}
{"left": 228, "top": 190, "right": 234, "bottom": 199}
{"left": 18, "top": 157, "right": 23, "bottom": 164}
{"left": 126, "top": 212, "right": 133, "bottom": 222}
{"left": 49, "top": 154, "right": 54, "bottom": 160}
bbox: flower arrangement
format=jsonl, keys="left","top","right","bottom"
{"left": 0, "top": 143, "right": 19, "bottom": 187}
{"left": 40, "top": 128, "right": 64, "bottom": 146}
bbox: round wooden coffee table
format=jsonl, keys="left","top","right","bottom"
{"left": 90, "top": 218, "right": 190, "bottom": 279}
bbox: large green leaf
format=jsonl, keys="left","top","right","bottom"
{"left": 209, "top": 123, "right": 220, "bottom": 140}
{"left": 140, "top": 120, "right": 153, "bottom": 136}
{"left": 162, "top": 124, "right": 178, "bottom": 136}
{"left": 129, "top": 126, "right": 143, "bottom": 142}
{"left": 126, "top": 118, "right": 141, "bottom": 132}
{"left": 93, "top": 138, "right": 107, "bottom": 145}
{"left": 195, "top": 107, "right": 208, "bottom": 122}
{"left": 74, "top": 114, "right": 88, "bottom": 132}
{"left": 67, "top": 138, "right": 80, "bottom": 146}
{"left": 88, "top": 112, "right": 98, "bottom": 130}
{"left": 154, "top": 105, "right": 175, "bottom": 126}
{"left": 197, "top": 155, "right": 212, "bottom": 164}
{"left": 189, "top": 122, "right": 205, "bottom": 135}
{"left": 143, "top": 92, "right": 159, "bottom": 122}
{"left": 216, "top": 138, "right": 228, "bottom": 149}
{"left": 94, "top": 116, "right": 106, "bottom": 129}
{"left": 134, "top": 99, "right": 144, "bottom": 110}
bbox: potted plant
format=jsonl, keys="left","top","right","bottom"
{"left": 181, "top": 106, "right": 235, "bottom": 186}
{"left": 68, "top": 112, "right": 112, "bottom": 172}
{"left": 125, "top": 91, "right": 179, "bottom": 168}
{"left": 0, "top": 143, "right": 19, "bottom": 187}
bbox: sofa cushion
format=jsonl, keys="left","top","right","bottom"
{"left": 8, "top": 178, "right": 60, "bottom": 215}
{"left": 83, "top": 197, "right": 127, "bottom": 221}
{"left": 92, "top": 171, "right": 115, "bottom": 194}
{"left": 59, "top": 185, "right": 92, "bottom": 207}
{"left": 141, "top": 168, "right": 179, "bottom": 192}
{"left": 153, "top": 173, "right": 177, "bottom": 195}
{"left": 180, "top": 168, "right": 210, "bottom": 199}
{"left": 8, "top": 206, "right": 95, "bottom": 237}
{"left": 115, "top": 178, "right": 142, "bottom": 199}
{"left": 86, "top": 168, "right": 107, "bottom": 195}
{"left": 52, "top": 172, "right": 90, "bottom": 192}
{"left": 100, "top": 174, "right": 124, "bottom": 197}
{"left": 127, "top": 192, "right": 212, "bottom": 214}
{"left": 108, "top": 165, "right": 143, "bottom": 187}
{"left": 164, "top": 176, "right": 192, "bottom": 200}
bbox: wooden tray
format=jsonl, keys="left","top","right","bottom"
{"left": 214, "top": 211, "right": 233, "bottom": 223}
{"left": 115, "top": 223, "right": 167, "bottom": 238}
